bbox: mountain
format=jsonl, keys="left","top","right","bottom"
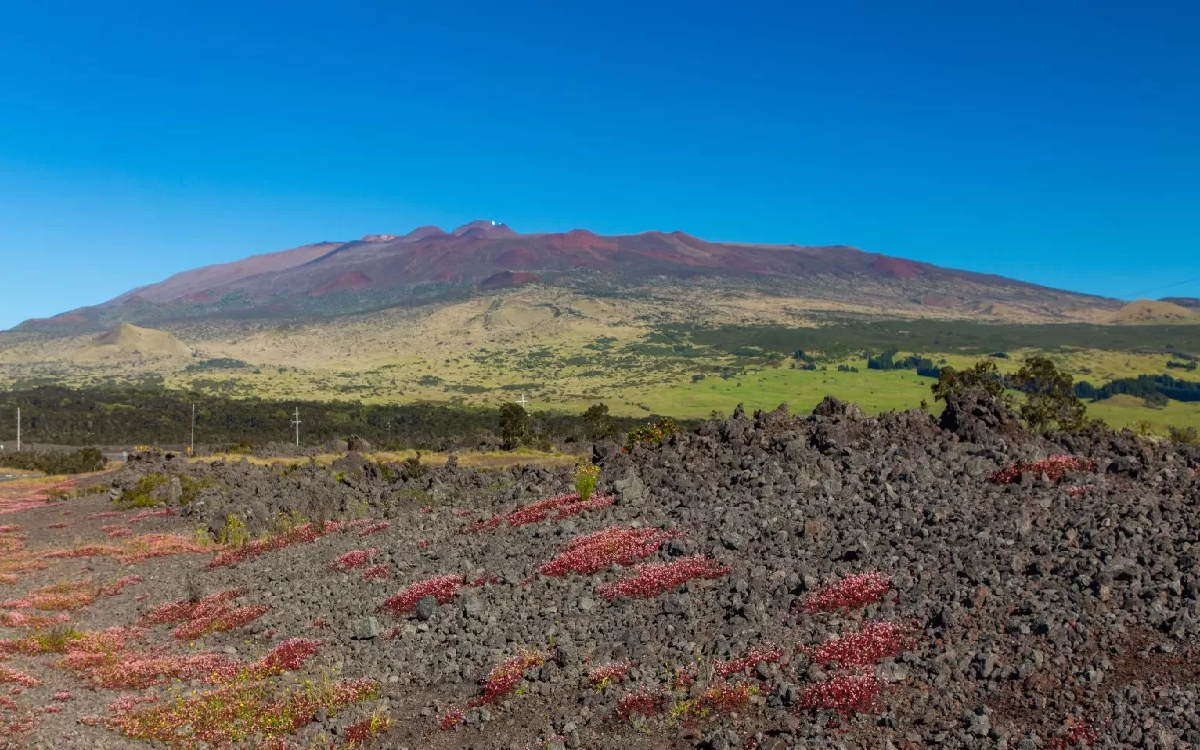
{"left": 16, "top": 222, "right": 1119, "bottom": 331}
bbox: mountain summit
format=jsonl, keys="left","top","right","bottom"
{"left": 17, "top": 223, "right": 1117, "bottom": 330}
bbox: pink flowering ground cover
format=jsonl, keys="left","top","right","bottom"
{"left": 536, "top": 526, "right": 677, "bottom": 578}
{"left": 468, "top": 492, "right": 615, "bottom": 532}
{"left": 596, "top": 555, "right": 730, "bottom": 600}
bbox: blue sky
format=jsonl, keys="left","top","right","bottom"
{"left": 2, "top": 1, "right": 1197, "bottom": 329}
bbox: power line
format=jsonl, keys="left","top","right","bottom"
{"left": 1124, "top": 275, "right": 1200, "bottom": 299}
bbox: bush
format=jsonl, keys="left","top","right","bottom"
{"left": 178, "top": 475, "right": 218, "bottom": 505}
{"left": 217, "top": 515, "right": 249, "bottom": 546}
{"left": 574, "top": 463, "right": 599, "bottom": 502}
{"left": 399, "top": 453, "right": 428, "bottom": 481}
{"left": 624, "top": 417, "right": 679, "bottom": 452}
{"left": 1167, "top": 425, "right": 1198, "bottom": 445}
{"left": 117, "top": 473, "right": 169, "bottom": 507}
{"left": 0, "top": 448, "right": 108, "bottom": 475}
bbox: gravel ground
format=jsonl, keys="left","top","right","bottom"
{"left": 1, "top": 390, "right": 1198, "bottom": 750}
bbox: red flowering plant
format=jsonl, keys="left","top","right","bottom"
{"left": 802, "top": 622, "right": 910, "bottom": 667}
{"left": 989, "top": 455, "right": 1096, "bottom": 484}
{"left": 596, "top": 555, "right": 730, "bottom": 600}
{"left": 796, "top": 572, "right": 891, "bottom": 614}
{"left": 468, "top": 492, "right": 614, "bottom": 533}
{"left": 714, "top": 643, "right": 786, "bottom": 678}
{"left": 797, "top": 673, "right": 884, "bottom": 714}
{"left": 380, "top": 574, "right": 464, "bottom": 617}
{"left": 587, "top": 662, "right": 632, "bottom": 689}
{"left": 331, "top": 549, "right": 378, "bottom": 572}
{"left": 536, "top": 527, "right": 678, "bottom": 578}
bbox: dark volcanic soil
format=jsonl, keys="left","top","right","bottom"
{"left": 1, "top": 393, "right": 1199, "bottom": 750}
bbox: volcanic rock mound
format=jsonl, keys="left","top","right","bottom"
{"left": 2, "top": 394, "right": 1199, "bottom": 749}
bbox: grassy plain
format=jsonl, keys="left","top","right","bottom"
{"left": 3, "top": 287, "right": 1199, "bottom": 434}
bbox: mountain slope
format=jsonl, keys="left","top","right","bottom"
{"left": 17, "top": 222, "right": 1120, "bottom": 331}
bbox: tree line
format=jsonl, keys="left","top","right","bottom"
{"left": 1075, "top": 374, "right": 1200, "bottom": 406}
{"left": 0, "top": 386, "right": 666, "bottom": 451}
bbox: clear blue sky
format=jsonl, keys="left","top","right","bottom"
{"left": 2, "top": 1, "right": 1198, "bottom": 329}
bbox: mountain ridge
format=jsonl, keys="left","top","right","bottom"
{"left": 16, "top": 221, "right": 1122, "bottom": 331}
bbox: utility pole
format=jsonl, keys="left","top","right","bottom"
{"left": 515, "top": 393, "right": 529, "bottom": 409}
{"left": 190, "top": 403, "right": 195, "bottom": 455}
{"left": 16, "top": 407, "right": 19, "bottom": 452}
{"left": 291, "top": 408, "right": 302, "bottom": 447}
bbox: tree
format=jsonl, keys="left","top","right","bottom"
{"left": 582, "top": 403, "right": 617, "bottom": 441}
{"left": 1012, "top": 356, "right": 1087, "bottom": 433}
{"left": 931, "top": 360, "right": 1006, "bottom": 402}
{"left": 498, "top": 403, "right": 531, "bottom": 449}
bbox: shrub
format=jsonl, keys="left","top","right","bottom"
{"left": 217, "top": 515, "right": 248, "bottom": 546}
{"left": 1168, "top": 425, "right": 1199, "bottom": 445}
{"left": 399, "top": 453, "right": 428, "bottom": 481}
{"left": 178, "top": 475, "right": 219, "bottom": 505}
{"left": 573, "top": 462, "right": 599, "bottom": 502}
{"left": 117, "top": 473, "right": 169, "bottom": 508}
{"left": 624, "top": 417, "right": 679, "bottom": 452}
{"left": 0, "top": 447, "right": 107, "bottom": 475}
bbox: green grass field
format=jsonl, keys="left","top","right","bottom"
{"left": 623, "top": 357, "right": 1200, "bottom": 435}
{"left": 1085, "top": 395, "right": 1200, "bottom": 433}
{"left": 634, "top": 360, "right": 930, "bottom": 417}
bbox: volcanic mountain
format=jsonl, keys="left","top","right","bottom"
{"left": 17, "top": 222, "right": 1119, "bottom": 331}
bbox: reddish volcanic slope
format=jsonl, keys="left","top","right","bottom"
{"left": 16, "top": 221, "right": 1111, "bottom": 330}
{"left": 186, "top": 222, "right": 1030, "bottom": 303}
